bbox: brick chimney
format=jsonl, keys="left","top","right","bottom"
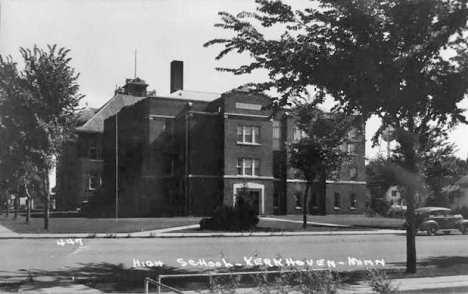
{"left": 170, "top": 60, "right": 184, "bottom": 94}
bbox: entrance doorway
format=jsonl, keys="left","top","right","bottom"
{"left": 233, "top": 182, "right": 264, "bottom": 214}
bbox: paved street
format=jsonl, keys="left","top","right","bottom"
{"left": 1, "top": 233, "right": 468, "bottom": 280}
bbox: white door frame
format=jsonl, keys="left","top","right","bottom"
{"left": 233, "top": 182, "right": 265, "bottom": 215}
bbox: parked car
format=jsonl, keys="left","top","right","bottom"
{"left": 411, "top": 207, "right": 468, "bottom": 236}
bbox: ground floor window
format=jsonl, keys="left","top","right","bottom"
{"left": 350, "top": 193, "right": 357, "bottom": 209}
{"left": 88, "top": 175, "right": 100, "bottom": 190}
{"left": 295, "top": 192, "right": 302, "bottom": 209}
{"left": 334, "top": 192, "right": 341, "bottom": 208}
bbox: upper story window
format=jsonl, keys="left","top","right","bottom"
{"left": 89, "top": 146, "right": 101, "bottom": 160}
{"left": 348, "top": 128, "right": 357, "bottom": 140}
{"left": 273, "top": 120, "right": 281, "bottom": 150}
{"left": 237, "top": 158, "right": 260, "bottom": 176}
{"left": 293, "top": 125, "right": 308, "bottom": 141}
{"left": 347, "top": 143, "right": 357, "bottom": 154}
{"left": 349, "top": 166, "right": 358, "bottom": 181}
{"left": 163, "top": 119, "right": 173, "bottom": 134}
{"left": 330, "top": 169, "right": 339, "bottom": 181}
{"left": 237, "top": 126, "right": 260, "bottom": 144}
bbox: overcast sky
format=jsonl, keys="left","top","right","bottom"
{"left": 1, "top": 0, "right": 467, "bottom": 160}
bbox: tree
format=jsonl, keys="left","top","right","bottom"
{"left": 366, "top": 155, "right": 399, "bottom": 215}
{"left": 289, "top": 104, "right": 353, "bottom": 228}
{"left": 0, "top": 45, "right": 83, "bottom": 229}
{"left": 0, "top": 56, "right": 34, "bottom": 219}
{"left": 422, "top": 142, "right": 468, "bottom": 207}
{"left": 205, "top": 0, "right": 468, "bottom": 273}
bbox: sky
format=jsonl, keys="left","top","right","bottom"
{"left": 1, "top": 0, "right": 468, "bottom": 160}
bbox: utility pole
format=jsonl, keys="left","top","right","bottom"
{"left": 115, "top": 113, "right": 119, "bottom": 219}
{"left": 134, "top": 50, "right": 137, "bottom": 78}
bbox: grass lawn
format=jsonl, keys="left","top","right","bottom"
{"left": 180, "top": 218, "right": 374, "bottom": 233}
{"left": 0, "top": 215, "right": 201, "bottom": 234}
{"left": 0, "top": 213, "right": 404, "bottom": 234}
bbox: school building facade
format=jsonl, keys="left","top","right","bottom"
{"left": 57, "top": 61, "right": 368, "bottom": 216}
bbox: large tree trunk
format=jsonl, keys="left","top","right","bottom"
{"left": 302, "top": 182, "right": 311, "bottom": 229}
{"left": 24, "top": 182, "right": 31, "bottom": 223}
{"left": 43, "top": 171, "right": 50, "bottom": 230}
{"left": 406, "top": 185, "right": 417, "bottom": 274}
{"left": 398, "top": 126, "right": 418, "bottom": 274}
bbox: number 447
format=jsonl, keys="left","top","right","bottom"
{"left": 57, "top": 239, "right": 83, "bottom": 247}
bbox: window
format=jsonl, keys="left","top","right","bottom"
{"left": 350, "top": 193, "right": 357, "bottom": 209}
{"left": 349, "top": 166, "right": 358, "bottom": 181}
{"left": 340, "top": 143, "right": 347, "bottom": 152}
{"left": 88, "top": 175, "right": 99, "bottom": 190}
{"left": 89, "top": 146, "right": 100, "bottom": 160}
{"left": 330, "top": 170, "right": 339, "bottom": 181}
{"left": 293, "top": 170, "right": 302, "bottom": 179}
{"left": 334, "top": 192, "right": 341, "bottom": 208}
{"left": 163, "top": 119, "right": 173, "bottom": 134}
{"left": 237, "top": 126, "right": 260, "bottom": 144}
{"left": 295, "top": 192, "right": 302, "bottom": 209}
{"left": 237, "top": 158, "right": 260, "bottom": 176}
{"left": 391, "top": 190, "right": 398, "bottom": 197}
{"left": 273, "top": 120, "right": 281, "bottom": 150}
{"left": 347, "top": 143, "right": 356, "bottom": 154}
{"left": 348, "top": 128, "right": 357, "bottom": 140}
{"left": 293, "top": 125, "right": 307, "bottom": 141}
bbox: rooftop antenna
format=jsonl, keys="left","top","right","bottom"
{"left": 134, "top": 49, "right": 137, "bottom": 78}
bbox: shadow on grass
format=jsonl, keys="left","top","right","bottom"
{"left": 387, "top": 256, "right": 468, "bottom": 279}
{"left": 17, "top": 262, "right": 204, "bottom": 293}
{"left": 391, "top": 256, "right": 468, "bottom": 269}
{"left": 6, "top": 262, "right": 399, "bottom": 293}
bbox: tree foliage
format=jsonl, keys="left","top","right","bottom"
{"left": 206, "top": 0, "right": 468, "bottom": 273}
{"left": 0, "top": 45, "right": 83, "bottom": 228}
{"left": 289, "top": 105, "right": 356, "bottom": 227}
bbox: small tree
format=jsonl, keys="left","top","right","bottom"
{"left": 289, "top": 104, "right": 354, "bottom": 228}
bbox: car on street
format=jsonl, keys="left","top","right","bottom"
{"left": 412, "top": 207, "right": 468, "bottom": 236}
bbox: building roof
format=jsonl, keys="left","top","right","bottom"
{"left": 166, "top": 90, "right": 221, "bottom": 102}
{"left": 76, "top": 94, "right": 146, "bottom": 133}
{"left": 77, "top": 107, "right": 97, "bottom": 125}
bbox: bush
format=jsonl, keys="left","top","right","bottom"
{"left": 369, "top": 197, "right": 392, "bottom": 217}
{"left": 200, "top": 201, "right": 259, "bottom": 232}
{"left": 368, "top": 270, "right": 399, "bottom": 294}
{"left": 207, "top": 268, "right": 341, "bottom": 294}
{"left": 205, "top": 269, "right": 397, "bottom": 294}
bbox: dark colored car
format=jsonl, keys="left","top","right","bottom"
{"left": 412, "top": 207, "right": 468, "bottom": 236}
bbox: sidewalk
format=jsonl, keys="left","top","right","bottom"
{"left": 11, "top": 274, "right": 468, "bottom": 293}
{"left": 17, "top": 276, "right": 101, "bottom": 293}
{"left": 179, "top": 275, "right": 468, "bottom": 294}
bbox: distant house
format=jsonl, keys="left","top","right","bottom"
{"left": 385, "top": 186, "right": 402, "bottom": 204}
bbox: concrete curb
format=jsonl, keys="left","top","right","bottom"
{"left": 0, "top": 229, "right": 405, "bottom": 239}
